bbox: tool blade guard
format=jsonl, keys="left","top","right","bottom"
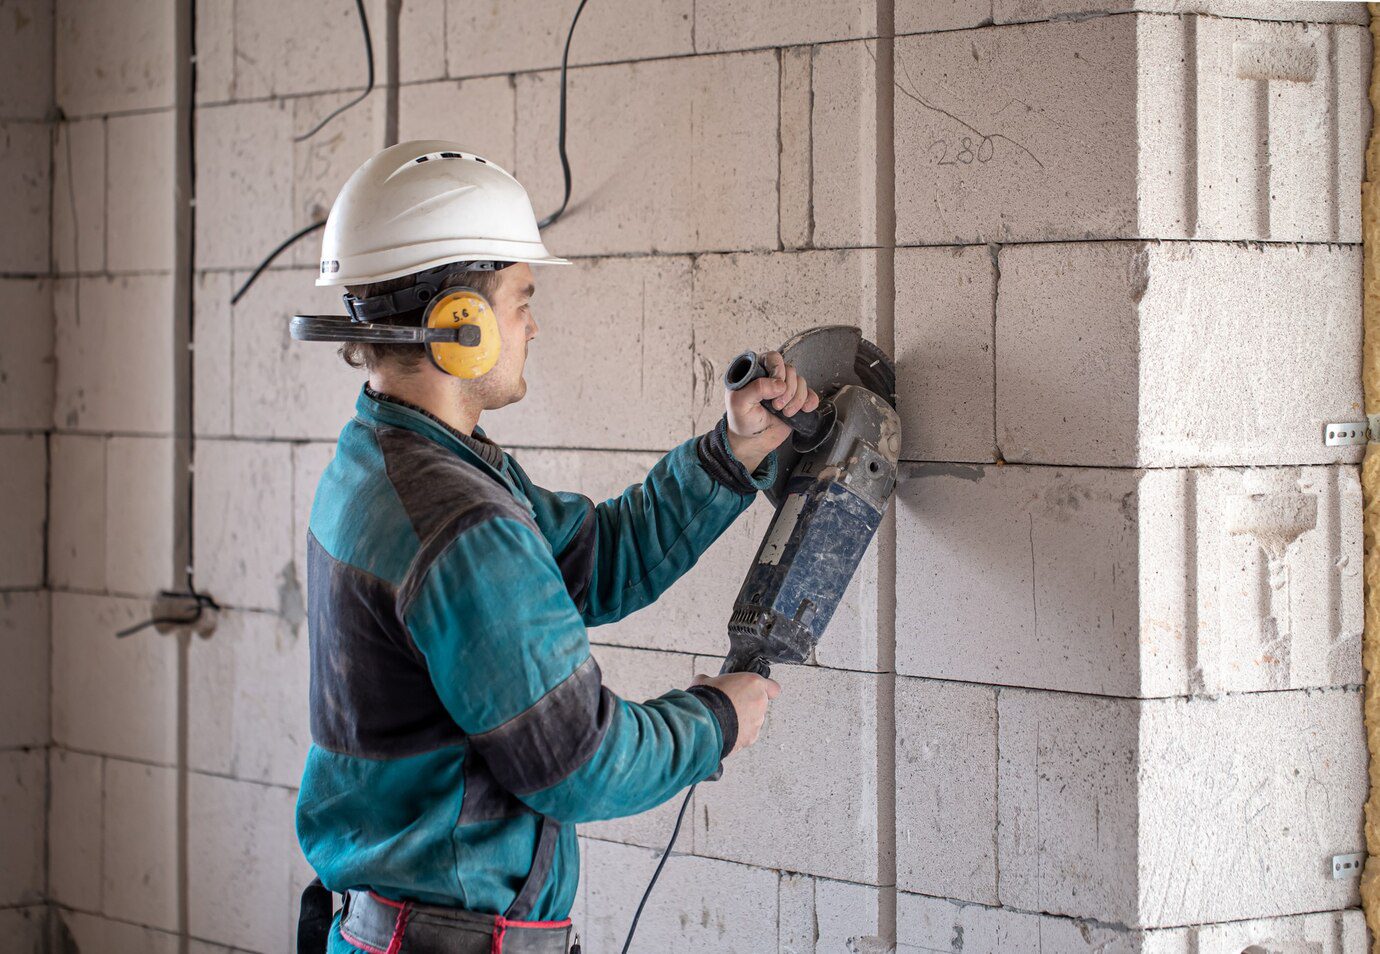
{"left": 722, "top": 326, "right": 900, "bottom": 677}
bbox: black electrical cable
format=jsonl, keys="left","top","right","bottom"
{"left": 537, "top": 0, "right": 591, "bottom": 230}
{"left": 115, "top": 577, "right": 220, "bottom": 638}
{"left": 295, "top": 0, "right": 374, "bottom": 143}
{"left": 230, "top": 0, "right": 372, "bottom": 304}
{"left": 229, "top": 219, "right": 326, "bottom": 305}
{"left": 620, "top": 782, "right": 695, "bottom": 954}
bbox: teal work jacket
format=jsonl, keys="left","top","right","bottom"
{"left": 296, "top": 387, "right": 774, "bottom": 933}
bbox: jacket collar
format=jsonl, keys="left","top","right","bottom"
{"left": 354, "top": 386, "right": 513, "bottom": 490}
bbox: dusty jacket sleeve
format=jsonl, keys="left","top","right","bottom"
{"left": 400, "top": 513, "right": 737, "bottom": 824}
{"left": 508, "top": 422, "right": 777, "bottom": 627}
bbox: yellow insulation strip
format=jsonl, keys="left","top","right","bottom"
{"left": 1361, "top": 6, "right": 1380, "bottom": 945}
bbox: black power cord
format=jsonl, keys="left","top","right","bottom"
{"left": 230, "top": 0, "right": 373, "bottom": 304}
{"left": 115, "top": 575, "right": 221, "bottom": 638}
{"left": 295, "top": 0, "right": 375, "bottom": 143}
{"left": 620, "top": 783, "right": 696, "bottom": 954}
{"left": 230, "top": 219, "right": 327, "bottom": 305}
{"left": 231, "top": 0, "right": 589, "bottom": 305}
{"left": 537, "top": 0, "right": 591, "bottom": 230}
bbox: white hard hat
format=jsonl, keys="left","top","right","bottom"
{"left": 316, "top": 140, "right": 569, "bottom": 287}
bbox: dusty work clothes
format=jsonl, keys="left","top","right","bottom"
{"left": 296, "top": 387, "right": 775, "bottom": 947}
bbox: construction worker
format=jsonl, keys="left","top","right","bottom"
{"left": 294, "top": 141, "right": 821, "bottom": 954}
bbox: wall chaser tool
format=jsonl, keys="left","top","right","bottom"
{"left": 720, "top": 324, "right": 900, "bottom": 677}
{"left": 619, "top": 326, "right": 900, "bottom": 953}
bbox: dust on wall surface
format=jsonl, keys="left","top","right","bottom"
{"left": 20, "top": 0, "right": 1375, "bottom": 951}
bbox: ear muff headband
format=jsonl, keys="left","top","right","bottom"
{"left": 423, "top": 287, "right": 500, "bottom": 379}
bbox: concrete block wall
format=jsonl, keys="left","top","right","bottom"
{"left": 20, "top": 0, "right": 1372, "bottom": 951}
{"left": 0, "top": 0, "right": 54, "bottom": 941}
{"left": 43, "top": 0, "right": 194, "bottom": 947}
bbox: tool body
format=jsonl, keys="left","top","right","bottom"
{"left": 720, "top": 326, "right": 900, "bottom": 677}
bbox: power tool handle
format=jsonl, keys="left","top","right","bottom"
{"left": 722, "top": 350, "right": 824, "bottom": 438}
{"left": 704, "top": 652, "right": 773, "bottom": 782}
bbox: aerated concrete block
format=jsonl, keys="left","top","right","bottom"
{"left": 584, "top": 645, "right": 698, "bottom": 849}
{"left": 53, "top": 275, "right": 176, "bottom": 434}
{"left": 0, "top": 279, "right": 54, "bottom": 429}
{"left": 55, "top": 0, "right": 173, "bottom": 116}
{"left": 894, "top": 16, "right": 1368, "bottom": 244}
{"left": 107, "top": 110, "right": 176, "bottom": 272}
{"left": 779, "top": 47, "right": 813, "bottom": 250}
{"left": 52, "top": 119, "right": 104, "bottom": 275}
{"left": 193, "top": 271, "right": 233, "bottom": 437}
{"left": 194, "top": 0, "right": 234, "bottom": 103}
{"left": 194, "top": 101, "right": 294, "bottom": 271}
{"left": 290, "top": 92, "right": 381, "bottom": 268}
{"left": 51, "top": 594, "right": 179, "bottom": 763}
{"left": 193, "top": 440, "right": 295, "bottom": 612}
{"left": 897, "top": 893, "right": 1139, "bottom": 953}
{"left": 998, "top": 242, "right": 1362, "bottom": 468}
{"left": 49, "top": 433, "right": 105, "bottom": 590}
{"left": 0, "top": 0, "right": 52, "bottom": 121}
{"left": 0, "top": 122, "right": 50, "bottom": 273}
{"left": 48, "top": 748, "right": 102, "bottom": 911}
{"left": 189, "top": 610, "right": 310, "bottom": 789}
{"left": 894, "top": 0, "right": 992, "bottom": 33}
{"left": 59, "top": 911, "right": 181, "bottom": 954}
{"left": 1137, "top": 15, "right": 1369, "bottom": 243}
{"left": 0, "top": 749, "right": 44, "bottom": 906}
{"left": 696, "top": 0, "right": 876, "bottom": 51}
{"left": 0, "top": 434, "right": 45, "bottom": 588}
{"left": 514, "top": 53, "right": 778, "bottom": 257}
{"left": 896, "top": 0, "right": 1369, "bottom": 32}
{"left": 580, "top": 838, "right": 780, "bottom": 953}
{"left": 397, "top": 75, "right": 516, "bottom": 169}
{"left": 0, "top": 909, "right": 45, "bottom": 954}
{"left": 106, "top": 436, "right": 178, "bottom": 595}
{"left": 779, "top": 875, "right": 887, "bottom": 954}
{"left": 894, "top": 677, "right": 998, "bottom": 904}
{"left": 188, "top": 772, "right": 303, "bottom": 953}
{"left": 483, "top": 256, "right": 695, "bottom": 451}
{"left": 443, "top": 0, "right": 692, "bottom": 79}
{"left": 995, "top": 0, "right": 1368, "bottom": 26}
{"left": 894, "top": 245, "right": 996, "bottom": 463}
{"left": 398, "top": 0, "right": 445, "bottom": 84}
{"left": 0, "top": 592, "right": 48, "bottom": 749}
{"left": 103, "top": 758, "right": 177, "bottom": 930}
{"left": 232, "top": 0, "right": 384, "bottom": 100}
{"left": 1135, "top": 689, "right": 1364, "bottom": 926}
{"left": 812, "top": 40, "right": 878, "bottom": 249}
{"left": 995, "top": 686, "right": 1363, "bottom": 926}
{"left": 689, "top": 249, "right": 879, "bottom": 436}
{"left": 896, "top": 464, "right": 1362, "bottom": 697}
{"left": 230, "top": 267, "right": 364, "bottom": 440}
{"left": 694, "top": 659, "right": 881, "bottom": 883}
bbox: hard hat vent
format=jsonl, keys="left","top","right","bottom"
{"left": 412, "top": 150, "right": 488, "bottom": 166}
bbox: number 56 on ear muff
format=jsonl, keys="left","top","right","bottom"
{"left": 422, "top": 287, "right": 500, "bottom": 379}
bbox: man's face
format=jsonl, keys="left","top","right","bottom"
{"left": 478, "top": 262, "right": 538, "bottom": 409}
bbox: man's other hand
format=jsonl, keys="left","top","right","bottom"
{"left": 691, "top": 671, "right": 782, "bottom": 755}
{"left": 724, "top": 350, "right": 821, "bottom": 474}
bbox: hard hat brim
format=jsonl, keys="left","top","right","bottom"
{"left": 316, "top": 241, "right": 570, "bottom": 287}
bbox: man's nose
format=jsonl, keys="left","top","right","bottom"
{"left": 527, "top": 314, "right": 539, "bottom": 340}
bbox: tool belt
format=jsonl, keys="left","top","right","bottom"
{"left": 299, "top": 815, "right": 577, "bottom": 954}
{"left": 337, "top": 889, "right": 574, "bottom": 954}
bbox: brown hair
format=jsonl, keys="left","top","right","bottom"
{"left": 341, "top": 264, "right": 507, "bottom": 373}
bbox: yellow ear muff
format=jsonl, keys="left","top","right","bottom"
{"left": 425, "top": 287, "right": 500, "bottom": 379}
